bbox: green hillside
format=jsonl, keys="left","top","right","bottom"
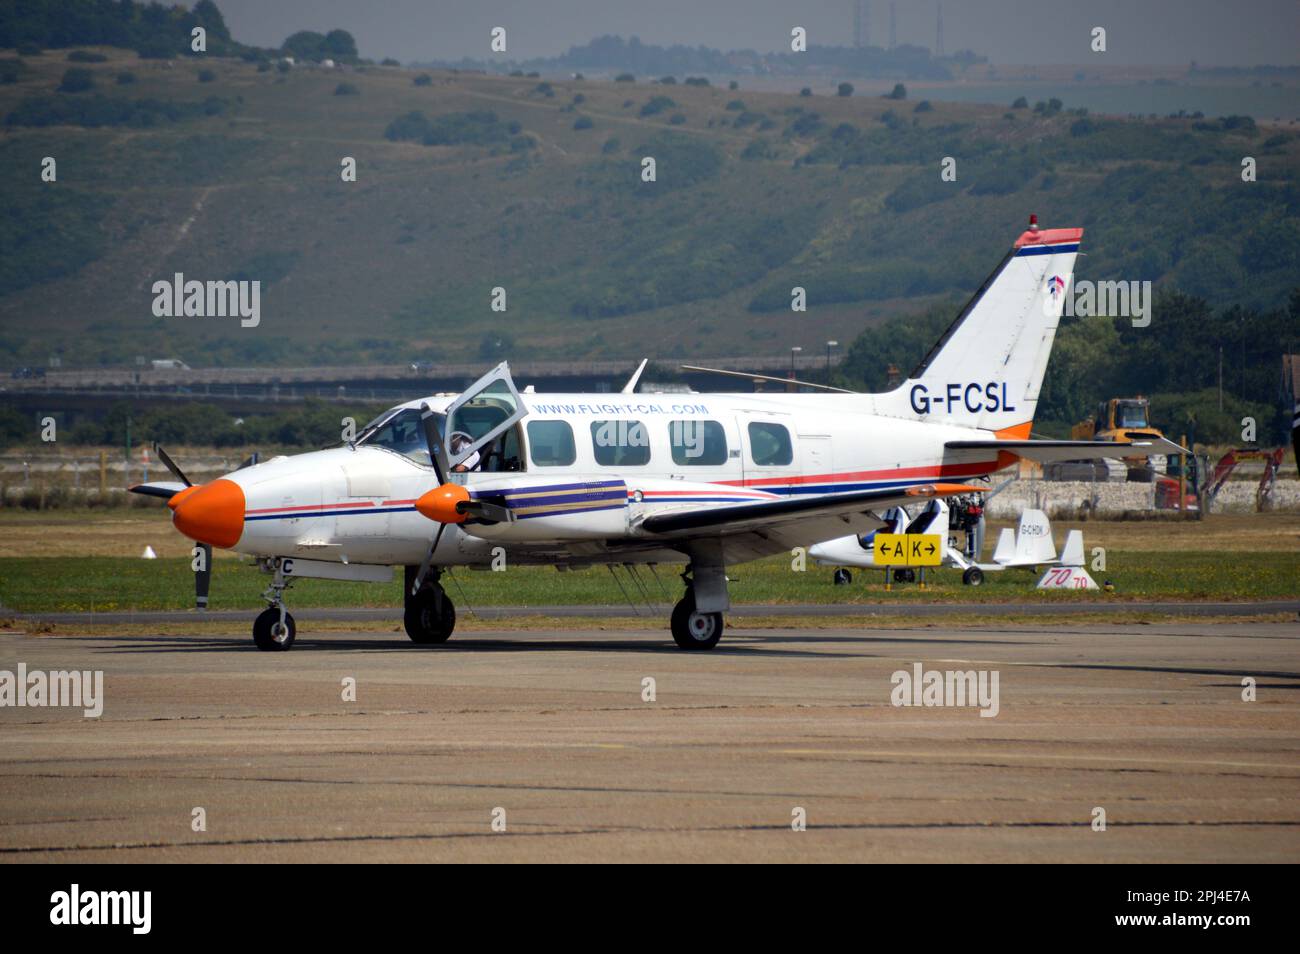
{"left": 1, "top": 45, "right": 1298, "bottom": 369}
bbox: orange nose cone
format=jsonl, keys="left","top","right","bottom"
{"left": 171, "top": 478, "right": 245, "bottom": 549}
{"left": 416, "top": 483, "right": 470, "bottom": 524}
{"left": 167, "top": 485, "right": 200, "bottom": 512}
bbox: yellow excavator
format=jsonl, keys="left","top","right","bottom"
{"left": 1071, "top": 397, "right": 1167, "bottom": 481}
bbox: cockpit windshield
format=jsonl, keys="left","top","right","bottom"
{"left": 357, "top": 407, "right": 431, "bottom": 465}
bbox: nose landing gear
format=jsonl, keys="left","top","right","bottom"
{"left": 253, "top": 562, "right": 296, "bottom": 651}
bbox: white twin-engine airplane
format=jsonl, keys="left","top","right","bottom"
{"left": 132, "top": 220, "right": 1182, "bottom": 652}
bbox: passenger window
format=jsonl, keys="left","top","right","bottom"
{"left": 669, "top": 420, "right": 727, "bottom": 466}
{"left": 526, "top": 420, "right": 575, "bottom": 467}
{"left": 591, "top": 420, "right": 650, "bottom": 466}
{"left": 748, "top": 421, "right": 793, "bottom": 466}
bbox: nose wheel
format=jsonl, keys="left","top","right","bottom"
{"left": 670, "top": 590, "right": 724, "bottom": 650}
{"left": 253, "top": 560, "right": 297, "bottom": 651}
{"left": 253, "top": 607, "right": 296, "bottom": 651}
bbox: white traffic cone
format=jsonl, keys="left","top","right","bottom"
{"left": 142, "top": 545, "right": 157, "bottom": 559}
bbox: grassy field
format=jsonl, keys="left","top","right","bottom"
{"left": 1, "top": 509, "right": 1296, "bottom": 613}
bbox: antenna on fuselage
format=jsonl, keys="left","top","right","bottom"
{"left": 622, "top": 358, "right": 649, "bottom": 394}
{"left": 679, "top": 365, "right": 857, "bottom": 393}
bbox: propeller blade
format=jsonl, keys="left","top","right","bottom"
{"left": 419, "top": 403, "right": 448, "bottom": 484}
{"left": 193, "top": 542, "right": 212, "bottom": 611}
{"left": 412, "top": 522, "right": 447, "bottom": 594}
{"left": 236, "top": 452, "right": 260, "bottom": 471}
{"left": 154, "top": 444, "right": 192, "bottom": 487}
{"left": 129, "top": 481, "right": 188, "bottom": 500}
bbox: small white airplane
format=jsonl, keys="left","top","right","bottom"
{"left": 132, "top": 218, "right": 1179, "bottom": 651}
{"left": 810, "top": 501, "right": 1089, "bottom": 586}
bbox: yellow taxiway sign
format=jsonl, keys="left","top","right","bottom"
{"left": 872, "top": 533, "right": 943, "bottom": 566}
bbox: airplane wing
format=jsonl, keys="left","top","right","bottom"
{"left": 945, "top": 438, "right": 1187, "bottom": 463}
{"left": 640, "top": 483, "right": 982, "bottom": 541}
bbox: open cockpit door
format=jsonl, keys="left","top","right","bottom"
{"left": 443, "top": 362, "right": 528, "bottom": 471}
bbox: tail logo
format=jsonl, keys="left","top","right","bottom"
{"left": 1047, "top": 275, "right": 1065, "bottom": 300}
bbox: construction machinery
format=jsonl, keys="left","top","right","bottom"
{"left": 1204, "top": 447, "right": 1287, "bottom": 511}
{"left": 1070, "top": 397, "right": 1167, "bottom": 481}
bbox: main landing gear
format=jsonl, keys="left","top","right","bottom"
{"left": 670, "top": 590, "right": 724, "bottom": 650}
{"left": 404, "top": 565, "right": 456, "bottom": 644}
{"left": 253, "top": 562, "right": 296, "bottom": 651}
{"left": 670, "top": 555, "right": 726, "bottom": 650}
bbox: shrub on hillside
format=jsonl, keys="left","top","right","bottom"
{"left": 640, "top": 95, "right": 676, "bottom": 116}
{"left": 58, "top": 67, "right": 94, "bottom": 93}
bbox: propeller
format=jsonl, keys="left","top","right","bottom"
{"left": 411, "top": 406, "right": 452, "bottom": 593}
{"left": 420, "top": 403, "right": 449, "bottom": 483}
{"left": 410, "top": 404, "right": 514, "bottom": 593}
{"left": 132, "top": 447, "right": 266, "bottom": 613}
{"left": 192, "top": 540, "right": 212, "bottom": 611}
{"left": 148, "top": 444, "right": 260, "bottom": 611}
{"left": 152, "top": 443, "right": 214, "bottom": 611}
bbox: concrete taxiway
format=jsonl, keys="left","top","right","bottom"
{"left": 1, "top": 621, "right": 1298, "bottom": 862}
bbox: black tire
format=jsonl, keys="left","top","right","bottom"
{"left": 253, "top": 607, "right": 295, "bottom": 651}
{"left": 904, "top": 569, "right": 917, "bottom": 583}
{"left": 670, "top": 593, "right": 723, "bottom": 650}
{"left": 892, "top": 569, "right": 908, "bottom": 584}
{"left": 832, "top": 567, "right": 852, "bottom": 586}
{"left": 404, "top": 586, "right": 455, "bottom": 644}
{"left": 962, "top": 567, "right": 985, "bottom": 587}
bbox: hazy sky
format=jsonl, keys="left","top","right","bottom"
{"left": 215, "top": 0, "right": 1300, "bottom": 67}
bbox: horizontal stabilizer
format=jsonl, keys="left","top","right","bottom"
{"left": 991, "top": 528, "right": 1015, "bottom": 564}
{"left": 946, "top": 438, "right": 1187, "bottom": 463}
{"left": 1060, "top": 529, "right": 1085, "bottom": 567}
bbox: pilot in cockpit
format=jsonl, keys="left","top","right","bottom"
{"left": 449, "top": 431, "right": 481, "bottom": 473}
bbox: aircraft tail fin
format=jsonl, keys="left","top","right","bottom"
{"left": 1013, "top": 509, "right": 1057, "bottom": 564}
{"left": 874, "top": 220, "right": 1082, "bottom": 433}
